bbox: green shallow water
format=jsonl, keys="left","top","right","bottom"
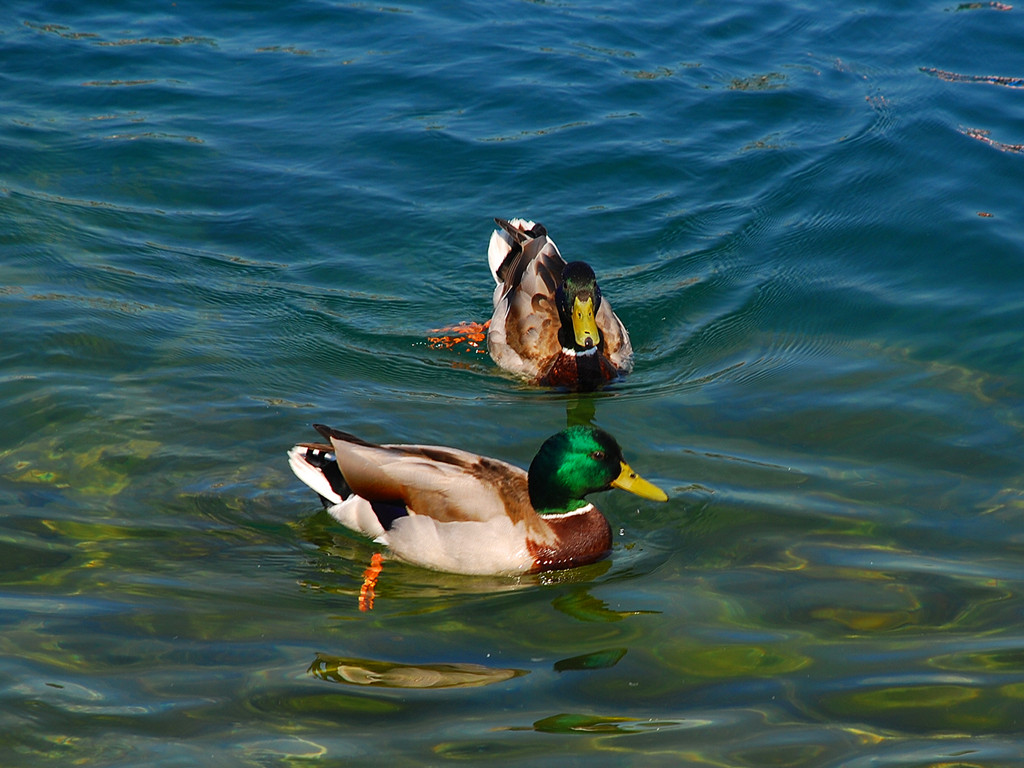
{"left": 4, "top": 0, "right": 1024, "bottom": 765}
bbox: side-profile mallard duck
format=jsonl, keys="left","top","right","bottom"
{"left": 486, "top": 217, "right": 634, "bottom": 390}
{"left": 287, "top": 424, "right": 667, "bottom": 575}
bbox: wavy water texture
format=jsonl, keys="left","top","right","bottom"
{"left": 3, "top": 0, "right": 1024, "bottom": 766}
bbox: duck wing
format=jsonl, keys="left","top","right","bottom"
{"left": 317, "top": 425, "right": 536, "bottom": 526}
{"left": 595, "top": 296, "right": 633, "bottom": 373}
{"left": 487, "top": 218, "right": 565, "bottom": 379}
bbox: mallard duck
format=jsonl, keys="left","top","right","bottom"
{"left": 287, "top": 424, "right": 667, "bottom": 575}
{"left": 487, "top": 217, "right": 633, "bottom": 390}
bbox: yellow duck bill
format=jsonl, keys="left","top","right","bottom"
{"left": 611, "top": 462, "right": 668, "bottom": 502}
{"left": 571, "top": 295, "right": 601, "bottom": 349}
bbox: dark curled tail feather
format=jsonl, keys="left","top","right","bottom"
{"left": 313, "top": 423, "right": 379, "bottom": 447}
{"left": 297, "top": 442, "right": 353, "bottom": 507}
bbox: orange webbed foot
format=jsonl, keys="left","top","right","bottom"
{"left": 358, "top": 552, "right": 385, "bottom": 612}
{"left": 427, "top": 320, "right": 490, "bottom": 353}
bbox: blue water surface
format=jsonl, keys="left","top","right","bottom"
{"left": 3, "top": 0, "right": 1024, "bottom": 765}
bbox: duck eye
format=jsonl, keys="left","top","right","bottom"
{"left": 590, "top": 450, "right": 606, "bottom": 461}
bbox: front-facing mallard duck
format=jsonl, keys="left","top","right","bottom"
{"left": 487, "top": 217, "right": 633, "bottom": 390}
{"left": 287, "top": 424, "right": 667, "bottom": 575}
